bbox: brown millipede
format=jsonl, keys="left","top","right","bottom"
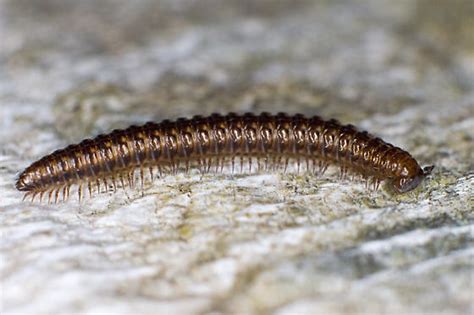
{"left": 16, "top": 112, "right": 434, "bottom": 202}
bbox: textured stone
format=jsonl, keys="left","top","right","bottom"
{"left": 1, "top": 0, "right": 473, "bottom": 314}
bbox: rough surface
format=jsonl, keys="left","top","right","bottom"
{"left": 1, "top": 0, "right": 473, "bottom": 314}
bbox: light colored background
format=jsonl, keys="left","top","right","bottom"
{"left": 1, "top": 0, "right": 473, "bottom": 314}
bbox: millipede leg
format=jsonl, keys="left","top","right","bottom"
{"left": 96, "top": 179, "right": 101, "bottom": 193}
{"left": 158, "top": 165, "right": 163, "bottom": 178}
{"left": 140, "top": 168, "right": 144, "bottom": 191}
{"left": 22, "top": 192, "right": 30, "bottom": 202}
{"left": 372, "top": 178, "right": 381, "bottom": 191}
{"left": 31, "top": 192, "right": 38, "bottom": 203}
{"left": 351, "top": 172, "right": 358, "bottom": 181}
{"left": 214, "top": 157, "right": 220, "bottom": 173}
{"left": 54, "top": 188, "right": 60, "bottom": 203}
{"left": 78, "top": 184, "right": 83, "bottom": 202}
{"left": 364, "top": 177, "right": 370, "bottom": 189}
{"left": 270, "top": 157, "right": 276, "bottom": 171}
{"left": 127, "top": 171, "right": 134, "bottom": 188}
{"left": 369, "top": 177, "right": 375, "bottom": 190}
{"left": 284, "top": 157, "right": 289, "bottom": 173}
{"left": 271, "top": 156, "right": 276, "bottom": 171}
{"left": 196, "top": 158, "right": 202, "bottom": 173}
{"left": 111, "top": 176, "right": 117, "bottom": 191}
{"left": 38, "top": 191, "right": 45, "bottom": 203}
{"left": 171, "top": 161, "right": 175, "bottom": 174}
{"left": 47, "top": 189, "right": 53, "bottom": 204}
{"left": 319, "top": 162, "right": 328, "bottom": 175}
{"left": 340, "top": 166, "right": 348, "bottom": 179}
{"left": 88, "top": 181, "right": 93, "bottom": 197}
{"left": 62, "top": 185, "right": 69, "bottom": 202}
{"left": 119, "top": 174, "right": 125, "bottom": 189}
{"left": 220, "top": 157, "right": 225, "bottom": 173}
{"left": 103, "top": 177, "right": 109, "bottom": 192}
{"left": 206, "top": 158, "right": 212, "bottom": 173}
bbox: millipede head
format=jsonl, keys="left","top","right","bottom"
{"left": 392, "top": 165, "right": 435, "bottom": 193}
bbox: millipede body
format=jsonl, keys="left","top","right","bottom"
{"left": 16, "top": 112, "right": 433, "bottom": 202}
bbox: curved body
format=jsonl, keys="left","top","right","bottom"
{"left": 16, "top": 112, "right": 433, "bottom": 201}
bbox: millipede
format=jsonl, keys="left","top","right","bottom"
{"left": 16, "top": 112, "right": 434, "bottom": 203}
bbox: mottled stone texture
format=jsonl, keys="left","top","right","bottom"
{"left": 1, "top": 0, "right": 473, "bottom": 314}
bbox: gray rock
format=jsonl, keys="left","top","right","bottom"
{"left": 1, "top": 0, "right": 473, "bottom": 314}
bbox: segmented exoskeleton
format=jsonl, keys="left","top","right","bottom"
{"left": 16, "top": 112, "right": 434, "bottom": 202}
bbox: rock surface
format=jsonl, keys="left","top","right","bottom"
{"left": 1, "top": 0, "right": 473, "bottom": 314}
